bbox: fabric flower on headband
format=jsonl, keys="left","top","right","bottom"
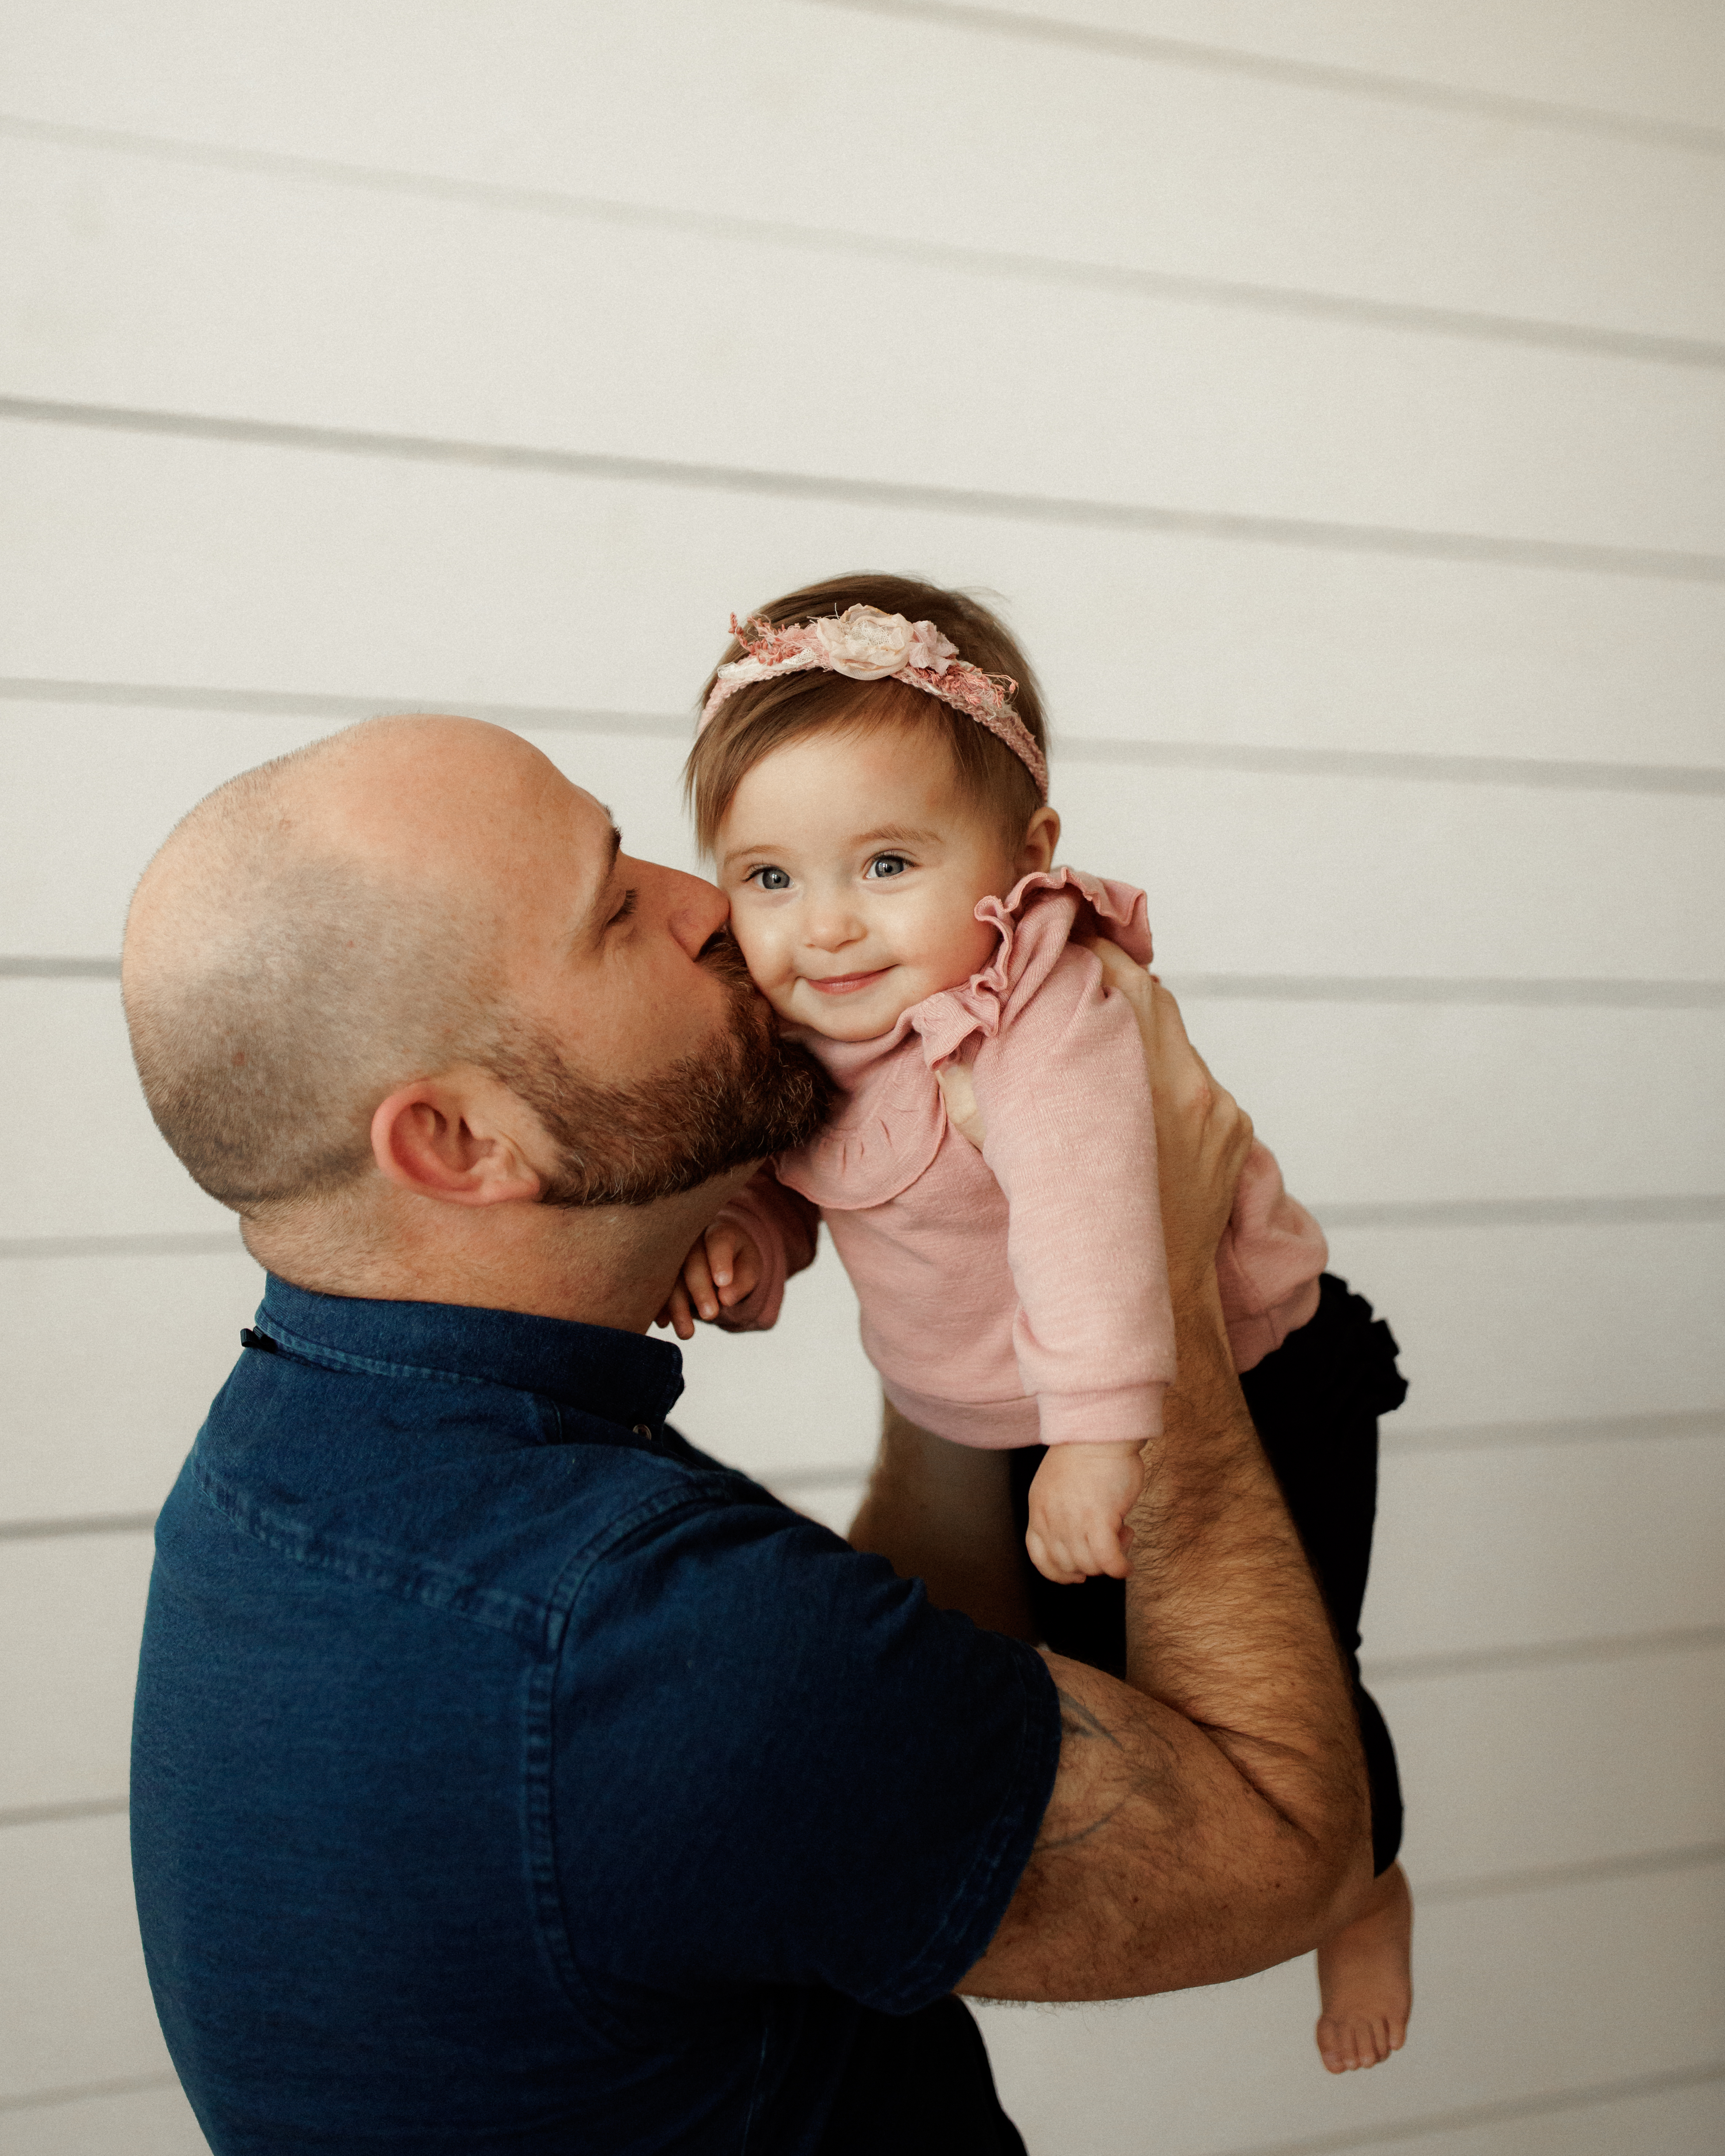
{"left": 699, "top": 605, "right": 1048, "bottom": 798}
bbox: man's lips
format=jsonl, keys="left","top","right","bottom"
{"left": 803, "top": 969, "right": 890, "bottom": 996}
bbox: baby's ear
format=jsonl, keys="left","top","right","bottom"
{"left": 1015, "top": 804, "right": 1061, "bottom": 876}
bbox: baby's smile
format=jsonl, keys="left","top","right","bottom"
{"left": 715, "top": 722, "right": 1043, "bottom": 1043}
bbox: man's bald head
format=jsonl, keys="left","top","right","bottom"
{"left": 123, "top": 717, "right": 538, "bottom": 1214}
{"left": 123, "top": 716, "right": 827, "bottom": 1264}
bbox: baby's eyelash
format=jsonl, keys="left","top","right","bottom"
{"left": 745, "top": 865, "right": 793, "bottom": 891}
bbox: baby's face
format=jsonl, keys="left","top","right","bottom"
{"left": 716, "top": 725, "right": 1024, "bottom": 1042}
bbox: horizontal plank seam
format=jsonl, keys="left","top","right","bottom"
{"left": 0, "top": 1232, "right": 244, "bottom": 1260}
{"left": 8, "top": 960, "right": 1725, "bottom": 1013}
{"left": 1170, "top": 976, "right": 1725, "bottom": 1008}
{"left": 0, "top": 1511, "right": 159, "bottom": 1541}
{"left": 1320, "top": 1195, "right": 1725, "bottom": 1229}
{"left": 811, "top": 0, "right": 1725, "bottom": 157}
{"left": 0, "top": 2072, "right": 181, "bottom": 2117}
{"left": 3, "top": 110, "right": 1722, "bottom": 369}
{"left": 4, "top": 1197, "right": 1720, "bottom": 1263}
{"left": 1364, "top": 1623, "right": 1725, "bottom": 1684}
{"left": 0, "top": 1795, "right": 129, "bottom": 1829}
{"left": 5, "top": 396, "right": 1722, "bottom": 585}
{"left": 7, "top": 679, "right": 1724, "bottom": 795}
{"left": 1386, "top": 1409, "right": 1725, "bottom": 1452}
{"left": 1418, "top": 1840, "right": 1725, "bottom": 1905}
{"left": 1201, "top": 2059, "right": 1725, "bottom": 2156}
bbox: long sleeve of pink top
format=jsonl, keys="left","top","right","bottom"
{"left": 724, "top": 869, "right": 1327, "bottom": 1452}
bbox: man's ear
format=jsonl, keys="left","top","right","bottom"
{"left": 1015, "top": 806, "right": 1062, "bottom": 879}
{"left": 370, "top": 1070, "right": 547, "bottom": 1209}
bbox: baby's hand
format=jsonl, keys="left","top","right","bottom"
{"left": 1025, "top": 1441, "right": 1146, "bottom": 1585}
{"left": 654, "top": 1223, "right": 763, "bottom": 1341}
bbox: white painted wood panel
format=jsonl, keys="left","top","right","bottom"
{"left": 1173, "top": 996, "right": 1725, "bottom": 1209}
{"left": 0, "top": 2080, "right": 208, "bottom": 2156}
{"left": 4, "top": 136, "right": 1722, "bottom": 554}
{"left": 0, "top": 1533, "right": 151, "bottom": 1811}
{"left": 1364, "top": 1428, "right": 1725, "bottom": 1665}
{"left": 1060, "top": 760, "right": 1725, "bottom": 982}
{"left": 977, "top": 1863, "right": 1725, "bottom": 2156}
{"left": 1380, "top": 1641, "right": 1725, "bottom": 1885}
{"left": 0, "top": 1249, "right": 259, "bottom": 1524}
{"left": 1327, "top": 1220, "right": 1725, "bottom": 1429}
{"left": 1, "top": 1, "right": 1720, "bottom": 341}
{"left": 3, "top": 982, "right": 230, "bottom": 1242}
{"left": 7, "top": 431, "right": 1722, "bottom": 768}
{"left": 0, "top": 708, "right": 698, "bottom": 957}
{"left": 0, "top": 1815, "right": 172, "bottom": 2103}
{"left": 1316, "top": 2073, "right": 1725, "bottom": 2156}
{"left": 7, "top": 714, "right": 1721, "bottom": 1002}
{"left": 948, "top": 0, "right": 1725, "bottom": 132}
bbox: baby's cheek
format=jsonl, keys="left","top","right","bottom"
{"left": 729, "top": 918, "right": 797, "bottom": 1012}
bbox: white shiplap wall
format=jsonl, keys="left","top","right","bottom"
{"left": 1, "top": 4, "right": 1722, "bottom": 2151}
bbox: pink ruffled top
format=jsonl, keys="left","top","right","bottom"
{"left": 718, "top": 869, "right": 1327, "bottom": 1450}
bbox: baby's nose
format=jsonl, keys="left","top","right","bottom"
{"left": 803, "top": 907, "right": 865, "bottom": 953}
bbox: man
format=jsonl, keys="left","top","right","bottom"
{"left": 124, "top": 716, "right": 1369, "bottom": 2153}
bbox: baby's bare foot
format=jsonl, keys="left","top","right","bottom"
{"left": 1314, "top": 1861, "right": 1412, "bottom": 2074}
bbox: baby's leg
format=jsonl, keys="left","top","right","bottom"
{"left": 1238, "top": 1277, "right": 1412, "bottom": 2068}
{"left": 1316, "top": 1860, "right": 1413, "bottom": 2072}
{"left": 1240, "top": 1274, "right": 1408, "bottom": 1877}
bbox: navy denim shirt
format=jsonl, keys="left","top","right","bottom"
{"left": 131, "top": 1279, "right": 1059, "bottom": 2153}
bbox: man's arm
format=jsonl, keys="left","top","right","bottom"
{"left": 960, "top": 971, "right": 1371, "bottom": 2001}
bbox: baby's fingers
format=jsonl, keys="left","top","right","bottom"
{"left": 681, "top": 1245, "right": 721, "bottom": 1324}
{"left": 655, "top": 1281, "right": 698, "bottom": 1342}
{"left": 705, "top": 1227, "right": 761, "bottom": 1308}
{"left": 1083, "top": 1522, "right": 1132, "bottom": 1581}
{"left": 1025, "top": 1526, "right": 1087, "bottom": 1588}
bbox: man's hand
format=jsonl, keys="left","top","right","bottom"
{"left": 1079, "top": 937, "right": 1254, "bottom": 1295}
{"left": 654, "top": 1222, "right": 763, "bottom": 1340}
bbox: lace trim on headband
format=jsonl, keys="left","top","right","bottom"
{"left": 698, "top": 606, "right": 1048, "bottom": 799}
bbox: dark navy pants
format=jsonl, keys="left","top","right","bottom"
{"left": 1008, "top": 1273, "right": 1408, "bottom": 1875}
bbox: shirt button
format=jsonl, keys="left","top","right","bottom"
{"left": 633, "top": 1423, "right": 654, "bottom": 1442}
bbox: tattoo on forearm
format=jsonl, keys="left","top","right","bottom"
{"left": 1057, "top": 1686, "right": 1123, "bottom": 1751}
{"left": 1039, "top": 1687, "right": 1131, "bottom": 1851}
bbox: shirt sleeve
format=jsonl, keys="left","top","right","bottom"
{"left": 970, "top": 943, "right": 1174, "bottom": 1445}
{"left": 708, "top": 1167, "right": 822, "bottom": 1331}
{"left": 550, "top": 1489, "right": 1061, "bottom": 2013}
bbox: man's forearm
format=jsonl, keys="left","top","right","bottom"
{"left": 962, "top": 1284, "right": 1370, "bottom": 2004}
{"left": 1125, "top": 1270, "right": 1367, "bottom": 1862}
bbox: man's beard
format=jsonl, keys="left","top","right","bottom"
{"left": 489, "top": 932, "right": 830, "bottom": 1209}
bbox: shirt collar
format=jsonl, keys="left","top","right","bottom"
{"left": 256, "top": 1275, "right": 685, "bottom": 1431}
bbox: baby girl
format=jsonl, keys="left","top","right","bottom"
{"left": 661, "top": 573, "right": 1413, "bottom": 2074}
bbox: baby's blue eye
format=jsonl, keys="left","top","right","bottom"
{"left": 751, "top": 865, "right": 792, "bottom": 892}
{"left": 866, "top": 854, "right": 910, "bottom": 880}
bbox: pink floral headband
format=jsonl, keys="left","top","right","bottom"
{"left": 698, "top": 605, "right": 1049, "bottom": 799}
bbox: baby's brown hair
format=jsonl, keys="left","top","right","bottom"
{"left": 685, "top": 573, "right": 1049, "bottom": 855}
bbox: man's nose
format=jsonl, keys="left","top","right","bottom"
{"left": 651, "top": 862, "right": 730, "bottom": 960}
